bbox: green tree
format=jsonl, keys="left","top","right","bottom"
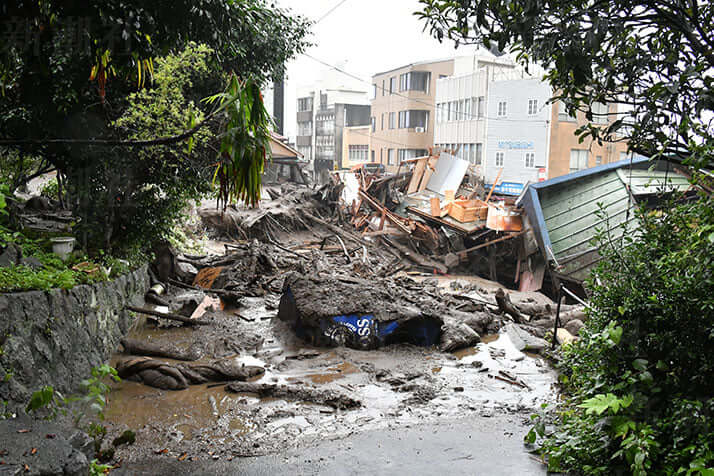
{"left": 0, "top": 1, "right": 310, "bottom": 250}
{"left": 416, "top": 0, "right": 714, "bottom": 168}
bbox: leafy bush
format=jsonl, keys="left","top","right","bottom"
{"left": 532, "top": 195, "right": 714, "bottom": 474}
{"left": 40, "top": 178, "right": 59, "bottom": 201}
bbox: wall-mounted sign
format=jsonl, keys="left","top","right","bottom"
{"left": 485, "top": 181, "right": 525, "bottom": 196}
{"left": 497, "top": 141, "right": 534, "bottom": 150}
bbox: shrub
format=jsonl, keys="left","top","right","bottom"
{"left": 532, "top": 194, "right": 714, "bottom": 474}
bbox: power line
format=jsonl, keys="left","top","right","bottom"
{"left": 316, "top": 0, "right": 350, "bottom": 23}
{"left": 302, "top": 53, "right": 550, "bottom": 123}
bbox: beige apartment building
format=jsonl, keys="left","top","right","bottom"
{"left": 370, "top": 59, "right": 454, "bottom": 173}
{"left": 548, "top": 101, "right": 630, "bottom": 178}
{"left": 341, "top": 125, "right": 371, "bottom": 169}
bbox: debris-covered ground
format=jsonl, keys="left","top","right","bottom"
{"left": 102, "top": 176, "right": 587, "bottom": 467}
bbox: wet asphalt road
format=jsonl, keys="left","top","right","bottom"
{"left": 116, "top": 415, "right": 545, "bottom": 475}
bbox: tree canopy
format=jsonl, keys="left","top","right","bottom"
{"left": 416, "top": 0, "right": 714, "bottom": 169}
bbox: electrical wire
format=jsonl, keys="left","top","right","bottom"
{"left": 302, "top": 53, "right": 551, "bottom": 124}
{"left": 316, "top": 0, "right": 350, "bottom": 23}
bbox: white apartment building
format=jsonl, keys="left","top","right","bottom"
{"left": 483, "top": 78, "right": 552, "bottom": 193}
{"left": 435, "top": 65, "right": 552, "bottom": 195}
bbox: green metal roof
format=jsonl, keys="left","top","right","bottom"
{"left": 616, "top": 168, "right": 691, "bottom": 195}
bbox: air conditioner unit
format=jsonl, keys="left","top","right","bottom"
{"left": 415, "top": 126, "right": 425, "bottom": 133}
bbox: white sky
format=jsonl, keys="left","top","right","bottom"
{"left": 275, "top": 0, "right": 481, "bottom": 140}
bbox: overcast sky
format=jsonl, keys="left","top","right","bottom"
{"left": 275, "top": 0, "right": 482, "bottom": 140}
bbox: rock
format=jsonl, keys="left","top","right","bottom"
{"left": 20, "top": 256, "right": 43, "bottom": 270}
{"left": 504, "top": 323, "right": 547, "bottom": 352}
{"left": 0, "top": 414, "right": 88, "bottom": 476}
{"left": 0, "top": 244, "right": 21, "bottom": 267}
{"left": 175, "top": 261, "right": 198, "bottom": 282}
{"left": 564, "top": 319, "right": 584, "bottom": 336}
{"left": 440, "top": 322, "right": 480, "bottom": 352}
{"left": 556, "top": 328, "right": 578, "bottom": 345}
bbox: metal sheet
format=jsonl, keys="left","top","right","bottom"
{"left": 426, "top": 153, "right": 470, "bottom": 195}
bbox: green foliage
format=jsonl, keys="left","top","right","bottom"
{"left": 26, "top": 385, "right": 66, "bottom": 420}
{"left": 40, "top": 178, "right": 59, "bottom": 201}
{"left": 70, "top": 42, "right": 218, "bottom": 252}
{"left": 77, "top": 364, "right": 120, "bottom": 422}
{"left": 530, "top": 196, "right": 714, "bottom": 474}
{"left": 205, "top": 74, "right": 273, "bottom": 208}
{"left": 416, "top": 0, "right": 714, "bottom": 166}
{"left": 89, "top": 459, "right": 112, "bottom": 476}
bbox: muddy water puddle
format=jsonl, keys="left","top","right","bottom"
{"left": 107, "top": 293, "right": 557, "bottom": 461}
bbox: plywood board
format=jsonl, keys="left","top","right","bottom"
{"left": 407, "top": 157, "right": 429, "bottom": 194}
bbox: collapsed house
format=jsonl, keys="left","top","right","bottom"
{"left": 517, "top": 157, "right": 694, "bottom": 295}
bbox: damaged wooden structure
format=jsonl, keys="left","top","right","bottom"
{"left": 342, "top": 151, "right": 525, "bottom": 285}
{"left": 517, "top": 157, "right": 695, "bottom": 295}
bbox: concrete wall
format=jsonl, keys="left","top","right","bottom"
{"left": 484, "top": 78, "right": 552, "bottom": 192}
{"left": 548, "top": 101, "right": 630, "bottom": 178}
{"left": 0, "top": 266, "right": 149, "bottom": 411}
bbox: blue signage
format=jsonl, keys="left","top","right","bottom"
{"left": 497, "top": 141, "right": 534, "bottom": 150}
{"left": 485, "top": 181, "right": 525, "bottom": 196}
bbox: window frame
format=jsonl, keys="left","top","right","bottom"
{"left": 497, "top": 101, "right": 507, "bottom": 117}
{"left": 495, "top": 151, "right": 505, "bottom": 167}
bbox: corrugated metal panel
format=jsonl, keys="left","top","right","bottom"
{"left": 616, "top": 168, "right": 691, "bottom": 195}
{"left": 538, "top": 170, "right": 638, "bottom": 281}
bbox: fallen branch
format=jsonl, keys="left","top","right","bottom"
{"left": 125, "top": 305, "right": 212, "bottom": 326}
{"left": 120, "top": 338, "right": 200, "bottom": 361}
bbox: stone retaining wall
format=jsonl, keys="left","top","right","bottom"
{"left": 0, "top": 266, "right": 148, "bottom": 411}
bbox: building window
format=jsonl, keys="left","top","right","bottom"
{"left": 477, "top": 96, "right": 485, "bottom": 118}
{"left": 592, "top": 102, "right": 609, "bottom": 124}
{"left": 382, "top": 80, "right": 385, "bottom": 96}
{"left": 320, "top": 93, "right": 327, "bottom": 109}
{"left": 464, "top": 98, "right": 472, "bottom": 120}
{"left": 349, "top": 145, "right": 369, "bottom": 162}
{"left": 475, "top": 143, "right": 483, "bottom": 165}
{"left": 398, "top": 149, "right": 428, "bottom": 162}
{"left": 399, "top": 71, "right": 430, "bottom": 93}
{"left": 389, "top": 112, "right": 396, "bottom": 129}
{"left": 596, "top": 155, "right": 603, "bottom": 165}
{"left": 380, "top": 148, "right": 383, "bottom": 163}
{"left": 371, "top": 150, "right": 375, "bottom": 162}
{"left": 297, "top": 146, "right": 312, "bottom": 160}
{"left": 524, "top": 152, "right": 535, "bottom": 168}
{"left": 371, "top": 116, "right": 375, "bottom": 133}
{"left": 297, "top": 121, "right": 312, "bottom": 136}
{"left": 495, "top": 152, "right": 505, "bottom": 167}
{"left": 398, "top": 111, "right": 407, "bottom": 128}
{"left": 570, "top": 149, "right": 589, "bottom": 172}
{"left": 528, "top": 99, "right": 538, "bottom": 115}
{"left": 389, "top": 77, "right": 396, "bottom": 94}
{"left": 497, "top": 101, "right": 507, "bottom": 117}
{"left": 371, "top": 84, "right": 377, "bottom": 100}
{"left": 297, "top": 97, "right": 313, "bottom": 112}
{"left": 387, "top": 149, "right": 395, "bottom": 165}
{"left": 558, "top": 101, "right": 577, "bottom": 122}
{"left": 436, "top": 103, "right": 443, "bottom": 123}
{"left": 381, "top": 113, "right": 385, "bottom": 130}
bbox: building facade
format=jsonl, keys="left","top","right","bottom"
{"left": 295, "top": 87, "right": 370, "bottom": 181}
{"left": 548, "top": 100, "right": 629, "bottom": 178}
{"left": 482, "top": 78, "right": 553, "bottom": 194}
{"left": 341, "top": 125, "right": 371, "bottom": 169}
{"left": 370, "top": 59, "right": 455, "bottom": 173}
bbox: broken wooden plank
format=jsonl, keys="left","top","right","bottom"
{"left": 418, "top": 156, "right": 438, "bottom": 192}
{"left": 381, "top": 236, "right": 448, "bottom": 274}
{"left": 454, "top": 231, "right": 525, "bottom": 260}
{"left": 407, "top": 157, "right": 429, "bottom": 194}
